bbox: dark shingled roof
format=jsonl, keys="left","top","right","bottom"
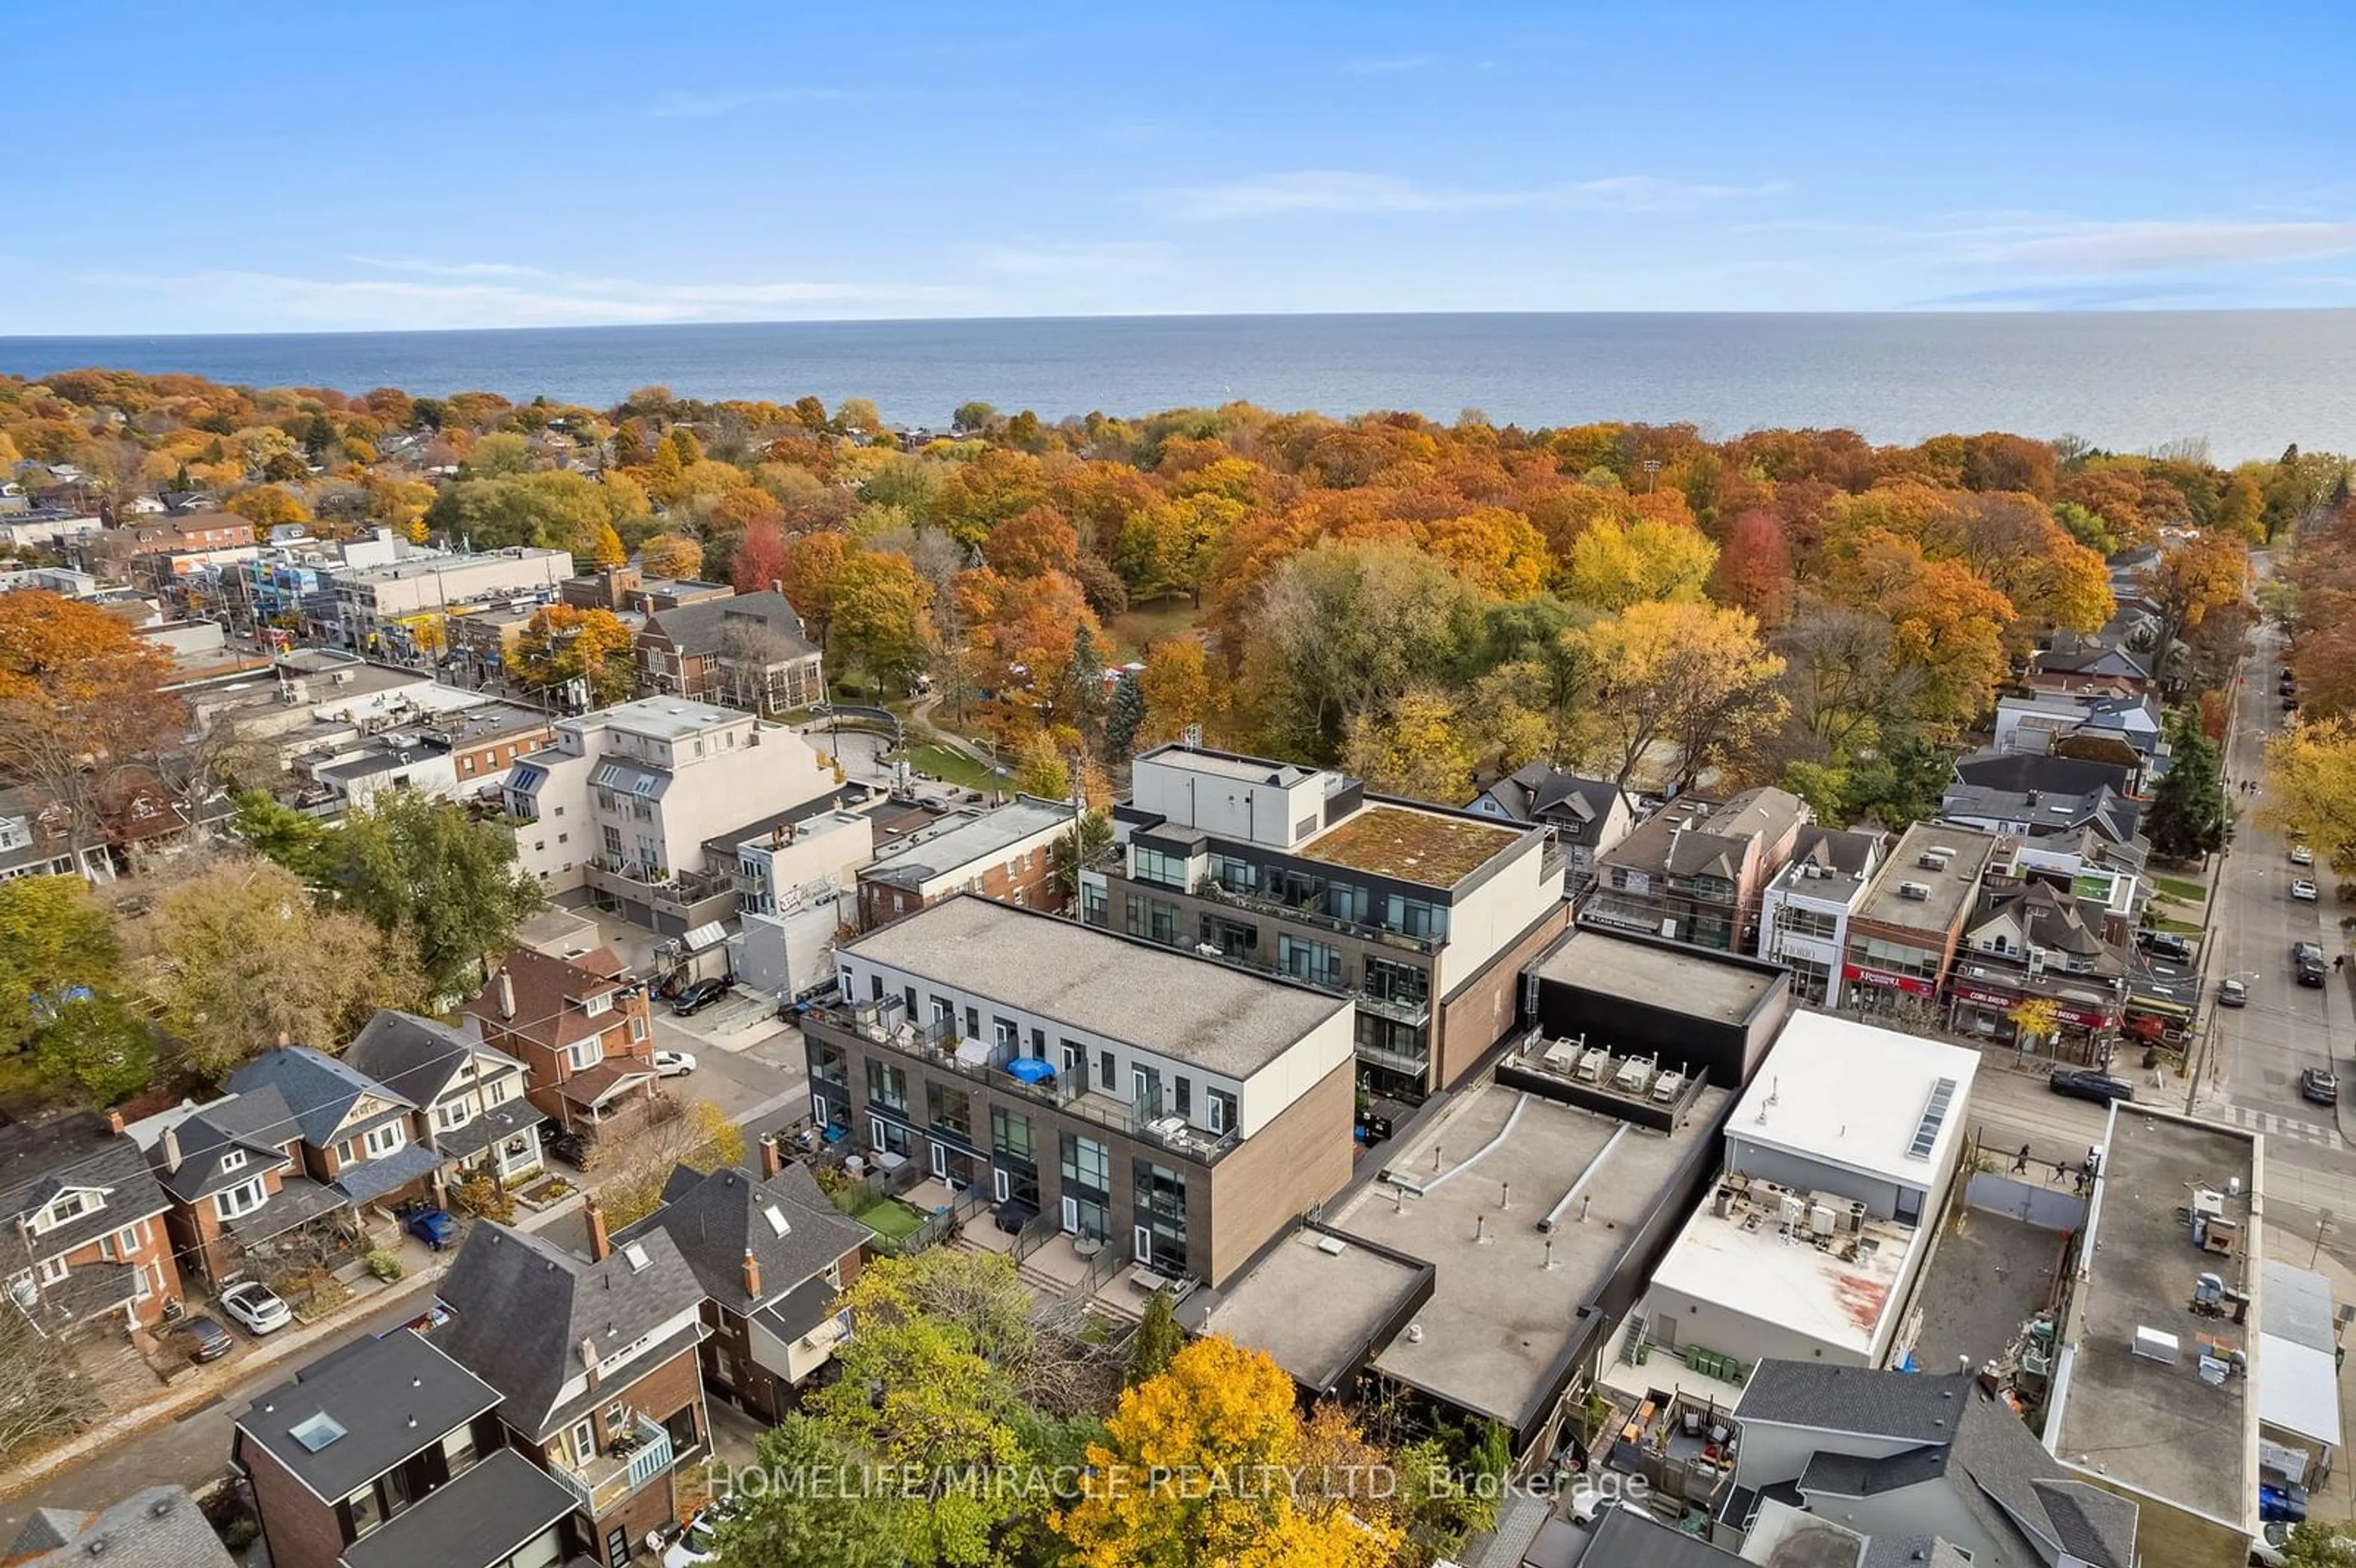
{"left": 343, "top": 1009, "right": 523, "bottom": 1111}
{"left": 338, "top": 1449, "right": 577, "bottom": 1568}
{"left": 5, "top": 1485, "right": 236, "bottom": 1568}
{"left": 1951, "top": 748, "right": 2133, "bottom": 801}
{"left": 235, "top": 1330, "right": 499, "bottom": 1505}
{"left": 226, "top": 1047, "right": 413, "bottom": 1148}
{"left": 149, "top": 1088, "right": 298, "bottom": 1204}
{"left": 0, "top": 1113, "right": 172, "bottom": 1266}
{"left": 612, "top": 1159, "right": 866, "bottom": 1315}
{"left": 641, "top": 588, "right": 817, "bottom": 661}
{"left": 433, "top": 1221, "right": 704, "bottom": 1440}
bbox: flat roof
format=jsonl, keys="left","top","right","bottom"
{"left": 1321, "top": 1076, "right": 1727, "bottom": 1428}
{"left": 1535, "top": 928, "right": 1784, "bottom": 1026}
{"left": 1853, "top": 823, "right": 2004, "bottom": 931}
{"left": 1201, "top": 1228, "right": 1426, "bottom": 1393}
{"left": 1646, "top": 1178, "right": 1923, "bottom": 1359}
{"left": 843, "top": 896, "right": 1350, "bottom": 1078}
{"left": 2048, "top": 1107, "right": 2255, "bottom": 1530}
{"left": 860, "top": 794, "right": 1075, "bottom": 888}
{"left": 1299, "top": 802, "right": 1526, "bottom": 886}
{"left": 1135, "top": 744, "right": 1322, "bottom": 788}
{"left": 339, "top": 1448, "right": 576, "bottom": 1568}
{"left": 1730, "top": 1014, "right": 1979, "bottom": 1189}
{"left": 580, "top": 695, "right": 745, "bottom": 740}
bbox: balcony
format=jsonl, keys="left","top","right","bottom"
{"left": 583, "top": 858, "right": 737, "bottom": 924}
{"left": 547, "top": 1411, "right": 674, "bottom": 1516}
{"left": 812, "top": 1003, "right": 1241, "bottom": 1165}
{"left": 1191, "top": 879, "right": 1439, "bottom": 956}
{"left": 1353, "top": 988, "right": 1431, "bottom": 1028}
{"left": 1353, "top": 1036, "right": 1432, "bottom": 1079}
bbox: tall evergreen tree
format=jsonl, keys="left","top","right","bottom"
{"left": 1105, "top": 670, "right": 1145, "bottom": 756}
{"left": 1125, "top": 1288, "right": 1182, "bottom": 1387}
{"left": 2147, "top": 707, "right": 2228, "bottom": 859}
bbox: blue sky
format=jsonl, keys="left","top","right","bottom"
{"left": 9, "top": 0, "right": 2353, "bottom": 332}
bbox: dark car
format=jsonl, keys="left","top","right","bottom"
{"left": 2136, "top": 930, "right": 2193, "bottom": 964}
{"left": 2303, "top": 1066, "right": 2340, "bottom": 1105}
{"left": 174, "top": 1315, "right": 234, "bottom": 1364}
{"left": 2049, "top": 1069, "right": 2136, "bottom": 1105}
{"left": 2296, "top": 940, "right": 2328, "bottom": 987}
{"left": 671, "top": 977, "right": 730, "bottom": 1016}
{"left": 406, "top": 1209, "right": 458, "bottom": 1251}
{"left": 543, "top": 1128, "right": 591, "bottom": 1169}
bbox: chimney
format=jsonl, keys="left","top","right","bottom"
{"left": 496, "top": 969, "right": 515, "bottom": 1021}
{"left": 162, "top": 1124, "right": 182, "bottom": 1173}
{"left": 579, "top": 1335, "right": 601, "bottom": 1392}
{"left": 584, "top": 1195, "right": 611, "bottom": 1262}
{"left": 758, "top": 1134, "right": 782, "bottom": 1182}
{"left": 742, "top": 1249, "right": 762, "bottom": 1301}
{"left": 106, "top": 1109, "right": 126, "bottom": 1137}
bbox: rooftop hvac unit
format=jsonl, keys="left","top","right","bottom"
{"left": 2133, "top": 1326, "right": 2181, "bottom": 1364}
{"left": 1896, "top": 882, "right": 1932, "bottom": 901}
{"left": 1614, "top": 1057, "right": 1653, "bottom": 1095}
{"left": 1650, "top": 1070, "right": 1684, "bottom": 1104}
{"left": 2190, "top": 1188, "right": 2227, "bottom": 1220}
{"left": 1810, "top": 1204, "right": 1838, "bottom": 1237}
{"left": 1844, "top": 1201, "right": 1867, "bottom": 1233}
{"left": 1543, "top": 1040, "right": 1583, "bottom": 1074}
{"left": 1778, "top": 1192, "right": 1807, "bottom": 1228}
{"left": 1574, "top": 1048, "right": 1610, "bottom": 1083}
{"left": 1919, "top": 852, "right": 1950, "bottom": 870}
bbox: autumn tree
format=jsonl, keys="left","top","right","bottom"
{"left": 137, "top": 858, "right": 421, "bottom": 1080}
{"left": 1712, "top": 509, "right": 1793, "bottom": 626}
{"left": 1571, "top": 601, "right": 1788, "bottom": 789}
{"left": 513, "top": 604, "right": 636, "bottom": 707}
{"left": 1014, "top": 734, "right": 1073, "bottom": 801}
{"left": 2140, "top": 533, "right": 2249, "bottom": 676}
{"left": 225, "top": 484, "right": 309, "bottom": 532}
{"left": 1138, "top": 639, "right": 1213, "bottom": 746}
{"left": 831, "top": 550, "right": 934, "bottom": 693}
{"left": 0, "top": 591, "right": 187, "bottom": 857}
{"left": 1828, "top": 531, "right": 2014, "bottom": 731}
{"left": 778, "top": 529, "right": 850, "bottom": 653}
{"left": 1345, "top": 687, "right": 1476, "bottom": 802}
{"left": 2264, "top": 719, "right": 2356, "bottom": 877}
{"left": 984, "top": 505, "right": 1082, "bottom": 580}
{"left": 588, "top": 1099, "right": 745, "bottom": 1226}
{"left": 1561, "top": 514, "right": 1717, "bottom": 610}
{"left": 731, "top": 520, "right": 791, "bottom": 595}
{"left": 637, "top": 531, "right": 704, "bottom": 580}
{"left": 1054, "top": 1336, "right": 1399, "bottom": 1568}
{"left": 0, "top": 875, "right": 121, "bottom": 1053}
{"left": 331, "top": 792, "right": 543, "bottom": 1001}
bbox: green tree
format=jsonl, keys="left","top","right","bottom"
{"left": 230, "top": 788, "right": 337, "bottom": 885}
{"left": 832, "top": 551, "right": 933, "bottom": 693}
{"left": 1104, "top": 670, "right": 1145, "bottom": 757}
{"left": 1126, "top": 1288, "right": 1182, "bottom": 1387}
{"left": 715, "top": 1415, "right": 914, "bottom": 1568}
{"left": 1014, "top": 734, "right": 1073, "bottom": 801}
{"left": 331, "top": 793, "right": 543, "bottom": 1000}
{"left": 2146, "top": 708, "right": 2228, "bottom": 859}
{"left": 31, "top": 995, "right": 153, "bottom": 1105}
{"left": 423, "top": 471, "right": 613, "bottom": 559}
{"left": 2277, "top": 1522, "right": 2356, "bottom": 1568}
{"left": 0, "top": 875, "right": 120, "bottom": 1053}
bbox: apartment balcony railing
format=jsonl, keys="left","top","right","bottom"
{"left": 1353, "top": 989, "right": 1432, "bottom": 1028}
{"left": 1191, "top": 880, "right": 1440, "bottom": 956}
{"left": 1353, "top": 1037, "right": 1433, "bottom": 1079}
{"left": 547, "top": 1411, "right": 673, "bottom": 1516}
{"left": 812, "top": 1003, "right": 1241, "bottom": 1165}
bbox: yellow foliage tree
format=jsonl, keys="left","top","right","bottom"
{"left": 1344, "top": 686, "right": 1475, "bottom": 802}
{"left": 1561, "top": 515, "right": 1717, "bottom": 610}
{"left": 1569, "top": 599, "right": 1787, "bottom": 790}
{"left": 1138, "top": 639, "right": 1214, "bottom": 746}
{"left": 638, "top": 531, "right": 704, "bottom": 580}
{"left": 2263, "top": 718, "right": 2356, "bottom": 878}
{"left": 514, "top": 604, "right": 636, "bottom": 705}
{"left": 1054, "top": 1336, "right": 1400, "bottom": 1568}
{"left": 1420, "top": 506, "right": 1552, "bottom": 598}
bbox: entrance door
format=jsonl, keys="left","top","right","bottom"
{"left": 1061, "top": 1196, "right": 1079, "bottom": 1234}
{"left": 929, "top": 1142, "right": 949, "bottom": 1179}
{"left": 993, "top": 1167, "right": 1011, "bottom": 1203}
{"left": 1134, "top": 1226, "right": 1153, "bottom": 1265}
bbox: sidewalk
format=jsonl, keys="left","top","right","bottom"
{"left": 0, "top": 1188, "right": 587, "bottom": 1507}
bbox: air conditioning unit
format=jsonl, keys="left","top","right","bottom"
{"left": 1918, "top": 852, "right": 1949, "bottom": 871}
{"left": 1778, "top": 1192, "right": 1807, "bottom": 1228}
{"left": 1810, "top": 1204, "right": 1838, "bottom": 1237}
{"left": 1897, "top": 882, "right": 1932, "bottom": 901}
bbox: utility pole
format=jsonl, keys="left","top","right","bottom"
{"left": 2316, "top": 1209, "right": 2335, "bottom": 1269}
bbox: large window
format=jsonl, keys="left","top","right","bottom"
{"left": 1080, "top": 880, "right": 1109, "bottom": 926}
{"left": 1385, "top": 894, "right": 1449, "bottom": 941}
{"left": 991, "top": 1106, "right": 1036, "bottom": 1164}
{"left": 363, "top": 1121, "right": 406, "bottom": 1158}
{"left": 930, "top": 1083, "right": 973, "bottom": 1142}
{"left": 215, "top": 1178, "right": 268, "bottom": 1221}
{"left": 1207, "top": 854, "right": 1258, "bottom": 894}
{"left": 1131, "top": 845, "right": 1190, "bottom": 890}
{"left": 1774, "top": 904, "right": 1841, "bottom": 942}
{"left": 1125, "top": 894, "right": 1180, "bottom": 946}
{"left": 1361, "top": 956, "right": 1430, "bottom": 1010}
{"left": 866, "top": 1060, "right": 909, "bottom": 1114}
{"left": 1133, "top": 1160, "right": 1188, "bottom": 1270}
{"left": 1061, "top": 1134, "right": 1111, "bottom": 1201}
{"left": 1278, "top": 933, "right": 1343, "bottom": 989}
{"left": 566, "top": 1038, "right": 604, "bottom": 1072}
{"left": 810, "top": 1041, "right": 848, "bottom": 1088}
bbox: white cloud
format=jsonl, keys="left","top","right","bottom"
{"left": 962, "top": 240, "right": 1172, "bottom": 276}
{"left": 82, "top": 265, "right": 969, "bottom": 331}
{"left": 1162, "top": 170, "right": 1779, "bottom": 221}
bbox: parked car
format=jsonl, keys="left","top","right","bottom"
{"left": 2292, "top": 845, "right": 2316, "bottom": 866}
{"left": 2219, "top": 978, "right": 2249, "bottom": 1009}
{"left": 406, "top": 1209, "right": 459, "bottom": 1251}
{"left": 663, "top": 1498, "right": 744, "bottom": 1568}
{"left": 653, "top": 1050, "right": 697, "bottom": 1078}
{"left": 2292, "top": 878, "right": 2320, "bottom": 901}
{"left": 219, "top": 1280, "right": 292, "bottom": 1336}
{"left": 2302, "top": 1067, "right": 2341, "bottom": 1105}
{"left": 542, "top": 1127, "right": 591, "bottom": 1169}
{"left": 2049, "top": 1069, "right": 2136, "bottom": 1105}
{"left": 2284, "top": 696, "right": 2300, "bottom": 713}
{"left": 2136, "top": 930, "right": 2193, "bottom": 963}
{"left": 174, "top": 1315, "right": 234, "bottom": 1364}
{"left": 2296, "top": 941, "right": 2328, "bottom": 986}
{"left": 671, "top": 977, "right": 730, "bottom": 1016}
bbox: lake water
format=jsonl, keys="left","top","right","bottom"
{"left": 4, "top": 311, "right": 2352, "bottom": 464}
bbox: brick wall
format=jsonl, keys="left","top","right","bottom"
{"left": 1434, "top": 903, "right": 1572, "bottom": 1090}
{"left": 1204, "top": 1058, "right": 1356, "bottom": 1285}
{"left": 242, "top": 1431, "right": 350, "bottom": 1568}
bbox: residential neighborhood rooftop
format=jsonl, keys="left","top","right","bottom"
{"left": 1646, "top": 1180, "right": 1923, "bottom": 1361}
{"left": 1852, "top": 823, "right": 2004, "bottom": 930}
{"left": 236, "top": 1330, "right": 499, "bottom": 1504}
{"left": 2046, "top": 1107, "right": 2257, "bottom": 1532}
{"left": 576, "top": 694, "right": 749, "bottom": 741}
{"left": 860, "top": 794, "right": 1076, "bottom": 889}
{"left": 1298, "top": 801, "right": 1525, "bottom": 886}
{"left": 5, "top": 1485, "right": 234, "bottom": 1568}
{"left": 842, "top": 895, "right": 1352, "bottom": 1077}
{"left": 337, "top": 1448, "right": 578, "bottom": 1568}
{"left": 1533, "top": 928, "right": 1787, "bottom": 1026}
{"left": 1198, "top": 1227, "right": 1429, "bottom": 1396}
{"left": 1321, "top": 1075, "right": 1728, "bottom": 1429}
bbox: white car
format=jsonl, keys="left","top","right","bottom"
{"left": 653, "top": 1050, "right": 697, "bottom": 1078}
{"left": 662, "top": 1501, "right": 737, "bottom": 1567}
{"left": 2292, "top": 845, "right": 2316, "bottom": 867}
{"left": 2292, "top": 879, "right": 2320, "bottom": 902}
{"left": 218, "top": 1280, "right": 293, "bottom": 1336}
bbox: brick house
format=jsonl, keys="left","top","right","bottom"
{"left": 612, "top": 1136, "right": 869, "bottom": 1422}
{"left": 341, "top": 1011, "right": 546, "bottom": 1195}
{"left": 635, "top": 589, "right": 822, "bottom": 712}
{"left": 1584, "top": 786, "right": 1811, "bottom": 955}
{"left": 855, "top": 794, "right": 1079, "bottom": 932}
{"left": 233, "top": 1328, "right": 587, "bottom": 1568}
{"left": 0, "top": 1113, "right": 182, "bottom": 1336}
{"left": 1841, "top": 823, "right": 2006, "bottom": 1020}
{"left": 464, "top": 946, "right": 659, "bottom": 1137}
{"left": 431, "top": 1221, "right": 712, "bottom": 1566}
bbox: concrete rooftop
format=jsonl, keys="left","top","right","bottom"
{"left": 1534, "top": 928, "right": 1785, "bottom": 1027}
{"left": 1201, "top": 1228, "right": 1426, "bottom": 1394}
{"left": 1324, "top": 1076, "right": 1727, "bottom": 1428}
{"left": 2047, "top": 1107, "right": 2257, "bottom": 1532}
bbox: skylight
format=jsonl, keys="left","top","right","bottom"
{"left": 1908, "top": 1077, "right": 1958, "bottom": 1161}
{"left": 764, "top": 1204, "right": 790, "bottom": 1237}
{"left": 622, "top": 1241, "right": 652, "bottom": 1272}
{"left": 290, "top": 1412, "right": 347, "bottom": 1452}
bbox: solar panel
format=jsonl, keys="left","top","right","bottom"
{"left": 1908, "top": 1077, "right": 1957, "bottom": 1161}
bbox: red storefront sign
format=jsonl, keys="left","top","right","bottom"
{"left": 1952, "top": 981, "right": 2115, "bottom": 1031}
{"left": 1842, "top": 964, "right": 1936, "bottom": 997}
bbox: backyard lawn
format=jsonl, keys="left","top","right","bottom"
{"left": 1109, "top": 600, "right": 1206, "bottom": 659}
{"left": 2153, "top": 874, "right": 2208, "bottom": 904}
{"left": 891, "top": 740, "right": 1004, "bottom": 792}
{"left": 847, "top": 1193, "right": 926, "bottom": 1243}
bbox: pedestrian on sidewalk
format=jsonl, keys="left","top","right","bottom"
{"left": 2013, "top": 1144, "right": 2031, "bottom": 1174}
